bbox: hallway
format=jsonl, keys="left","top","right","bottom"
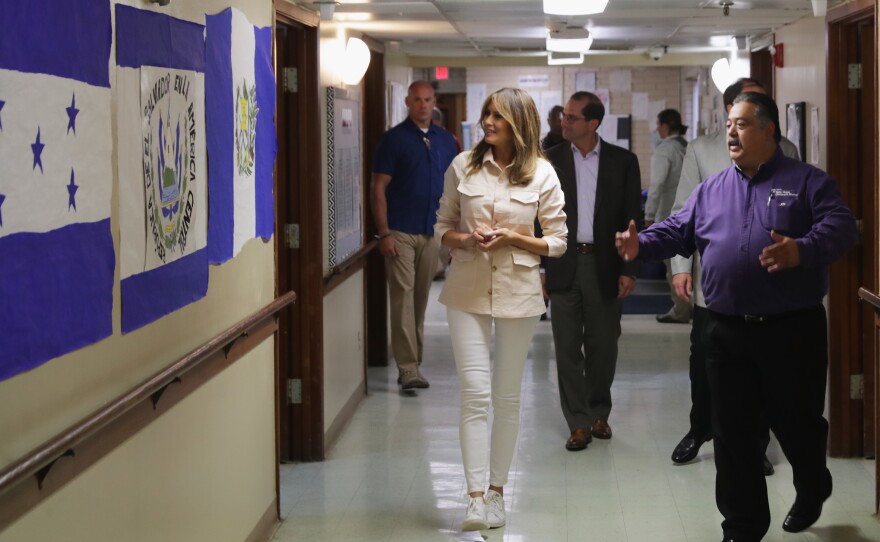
{"left": 272, "top": 283, "right": 880, "bottom": 542}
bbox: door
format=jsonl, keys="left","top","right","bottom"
{"left": 275, "top": 4, "right": 324, "bottom": 462}
{"left": 827, "top": 0, "right": 877, "bottom": 460}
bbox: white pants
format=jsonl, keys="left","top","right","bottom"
{"left": 447, "top": 308, "right": 540, "bottom": 493}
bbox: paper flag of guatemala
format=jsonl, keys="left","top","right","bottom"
{"left": 116, "top": 5, "right": 208, "bottom": 333}
{"left": 0, "top": 0, "right": 114, "bottom": 380}
{"left": 206, "top": 7, "right": 276, "bottom": 264}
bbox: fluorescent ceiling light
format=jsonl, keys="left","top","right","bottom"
{"left": 547, "top": 36, "right": 593, "bottom": 52}
{"left": 543, "top": 0, "right": 608, "bottom": 16}
{"left": 546, "top": 26, "right": 593, "bottom": 52}
{"left": 547, "top": 51, "right": 584, "bottom": 65}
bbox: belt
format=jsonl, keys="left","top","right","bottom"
{"left": 711, "top": 306, "right": 821, "bottom": 324}
{"left": 575, "top": 243, "right": 595, "bottom": 255}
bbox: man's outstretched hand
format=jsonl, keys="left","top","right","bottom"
{"left": 615, "top": 220, "right": 639, "bottom": 262}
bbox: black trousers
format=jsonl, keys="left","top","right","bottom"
{"left": 705, "top": 306, "right": 831, "bottom": 541}
{"left": 688, "top": 307, "right": 771, "bottom": 454}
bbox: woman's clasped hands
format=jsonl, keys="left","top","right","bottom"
{"left": 467, "top": 226, "right": 518, "bottom": 252}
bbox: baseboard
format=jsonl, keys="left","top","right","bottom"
{"left": 246, "top": 498, "right": 280, "bottom": 542}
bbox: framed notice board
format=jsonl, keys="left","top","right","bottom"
{"left": 327, "top": 87, "right": 364, "bottom": 267}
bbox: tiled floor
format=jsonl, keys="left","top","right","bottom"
{"left": 272, "top": 283, "right": 880, "bottom": 541}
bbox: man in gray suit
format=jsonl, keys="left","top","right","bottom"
{"left": 668, "top": 78, "right": 801, "bottom": 469}
{"left": 543, "top": 91, "right": 642, "bottom": 451}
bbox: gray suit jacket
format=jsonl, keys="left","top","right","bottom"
{"left": 544, "top": 139, "right": 642, "bottom": 300}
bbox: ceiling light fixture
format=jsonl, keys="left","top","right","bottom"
{"left": 546, "top": 26, "right": 593, "bottom": 53}
{"left": 547, "top": 51, "right": 584, "bottom": 65}
{"left": 543, "top": 0, "right": 608, "bottom": 16}
{"left": 811, "top": 0, "right": 827, "bottom": 17}
{"left": 315, "top": 1, "right": 336, "bottom": 21}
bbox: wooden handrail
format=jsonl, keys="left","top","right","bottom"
{"left": 858, "top": 287, "right": 880, "bottom": 311}
{"left": 0, "top": 291, "right": 296, "bottom": 500}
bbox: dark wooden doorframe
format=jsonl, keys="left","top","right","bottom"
{"left": 274, "top": 2, "right": 324, "bottom": 462}
{"left": 362, "top": 45, "right": 389, "bottom": 369}
{"left": 826, "top": 0, "right": 877, "bottom": 460}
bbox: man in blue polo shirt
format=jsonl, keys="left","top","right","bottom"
{"left": 616, "top": 92, "right": 857, "bottom": 541}
{"left": 372, "top": 80, "right": 458, "bottom": 390}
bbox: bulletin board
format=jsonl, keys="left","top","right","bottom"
{"left": 327, "top": 86, "right": 364, "bottom": 267}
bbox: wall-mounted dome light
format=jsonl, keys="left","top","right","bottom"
{"left": 342, "top": 37, "right": 371, "bottom": 85}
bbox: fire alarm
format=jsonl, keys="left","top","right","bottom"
{"left": 772, "top": 43, "right": 784, "bottom": 68}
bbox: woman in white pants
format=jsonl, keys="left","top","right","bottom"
{"left": 434, "top": 88, "right": 568, "bottom": 531}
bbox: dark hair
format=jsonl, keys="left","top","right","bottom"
{"left": 733, "top": 92, "right": 782, "bottom": 143}
{"left": 548, "top": 105, "right": 564, "bottom": 121}
{"left": 723, "top": 77, "right": 764, "bottom": 108}
{"left": 570, "top": 91, "right": 605, "bottom": 125}
{"left": 657, "top": 108, "right": 687, "bottom": 135}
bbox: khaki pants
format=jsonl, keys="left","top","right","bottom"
{"left": 385, "top": 231, "right": 439, "bottom": 374}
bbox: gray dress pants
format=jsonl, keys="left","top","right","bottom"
{"left": 549, "top": 253, "right": 622, "bottom": 431}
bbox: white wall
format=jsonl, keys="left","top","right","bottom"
{"left": 323, "top": 272, "right": 366, "bottom": 433}
{"left": 0, "top": 1, "right": 277, "bottom": 539}
{"left": 774, "top": 15, "right": 828, "bottom": 170}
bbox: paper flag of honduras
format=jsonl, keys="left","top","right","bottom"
{"left": 116, "top": 5, "right": 208, "bottom": 333}
{"left": 0, "top": 0, "right": 114, "bottom": 380}
{"left": 206, "top": 7, "right": 276, "bottom": 264}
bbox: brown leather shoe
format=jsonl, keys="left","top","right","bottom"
{"left": 565, "top": 428, "right": 592, "bottom": 451}
{"left": 591, "top": 419, "right": 612, "bottom": 439}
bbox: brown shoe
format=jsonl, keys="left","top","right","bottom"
{"left": 591, "top": 419, "right": 612, "bottom": 439}
{"left": 565, "top": 428, "right": 592, "bottom": 451}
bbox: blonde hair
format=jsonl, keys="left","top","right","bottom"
{"left": 466, "top": 88, "right": 543, "bottom": 186}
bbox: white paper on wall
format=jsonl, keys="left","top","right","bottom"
{"left": 575, "top": 70, "right": 597, "bottom": 92}
{"left": 632, "top": 92, "right": 648, "bottom": 120}
{"left": 609, "top": 69, "right": 632, "bottom": 92}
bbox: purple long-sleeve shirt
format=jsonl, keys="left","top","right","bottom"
{"left": 638, "top": 148, "right": 857, "bottom": 316}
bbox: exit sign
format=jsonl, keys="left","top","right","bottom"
{"left": 435, "top": 66, "right": 449, "bottom": 80}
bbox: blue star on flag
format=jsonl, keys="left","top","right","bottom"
{"left": 0, "top": 194, "right": 5, "bottom": 226}
{"left": 0, "top": 100, "right": 4, "bottom": 131}
{"left": 32, "top": 127, "right": 44, "bottom": 173}
{"left": 66, "top": 93, "right": 79, "bottom": 135}
{"left": 67, "top": 169, "right": 79, "bottom": 211}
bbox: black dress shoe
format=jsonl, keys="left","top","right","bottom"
{"left": 762, "top": 455, "right": 774, "bottom": 476}
{"left": 782, "top": 473, "right": 833, "bottom": 533}
{"left": 656, "top": 313, "right": 688, "bottom": 324}
{"left": 671, "top": 434, "right": 710, "bottom": 464}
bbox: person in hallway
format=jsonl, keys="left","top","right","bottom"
{"left": 433, "top": 106, "right": 463, "bottom": 153}
{"left": 543, "top": 91, "right": 641, "bottom": 451}
{"left": 615, "top": 92, "right": 857, "bottom": 541}
{"left": 434, "top": 88, "right": 567, "bottom": 531}
{"left": 668, "top": 78, "right": 802, "bottom": 472}
{"left": 541, "top": 105, "right": 565, "bottom": 150}
{"left": 645, "top": 108, "right": 691, "bottom": 324}
{"left": 372, "top": 80, "right": 458, "bottom": 390}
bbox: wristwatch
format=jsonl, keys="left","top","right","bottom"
{"left": 374, "top": 232, "right": 392, "bottom": 240}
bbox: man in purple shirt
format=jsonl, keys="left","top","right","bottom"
{"left": 615, "top": 92, "right": 857, "bottom": 541}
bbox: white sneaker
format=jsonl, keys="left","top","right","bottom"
{"left": 462, "top": 496, "right": 489, "bottom": 531}
{"left": 485, "top": 489, "right": 506, "bottom": 528}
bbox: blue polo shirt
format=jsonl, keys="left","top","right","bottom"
{"left": 373, "top": 117, "right": 458, "bottom": 235}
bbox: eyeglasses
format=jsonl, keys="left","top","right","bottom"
{"left": 562, "top": 113, "right": 587, "bottom": 123}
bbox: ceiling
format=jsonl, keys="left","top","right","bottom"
{"left": 299, "top": 0, "right": 843, "bottom": 60}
